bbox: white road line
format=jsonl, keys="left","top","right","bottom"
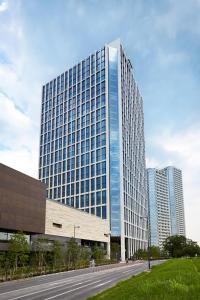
{"left": 45, "top": 280, "right": 102, "bottom": 300}
{"left": 1, "top": 263, "right": 145, "bottom": 299}
{"left": 122, "top": 269, "right": 135, "bottom": 274}
{"left": 0, "top": 263, "right": 144, "bottom": 297}
{"left": 0, "top": 277, "right": 76, "bottom": 296}
{"left": 8, "top": 279, "right": 94, "bottom": 300}
{"left": 123, "top": 267, "right": 145, "bottom": 274}
{"left": 92, "top": 280, "right": 112, "bottom": 288}
{"left": 0, "top": 270, "right": 100, "bottom": 297}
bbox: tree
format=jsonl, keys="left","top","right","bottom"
{"left": 183, "top": 239, "right": 200, "bottom": 257}
{"left": 163, "top": 235, "right": 200, "bottom": 258}
{"left": 92, "top": 245, "right": 105, "bottom": 260}
{"left": 111, "top": 242, "right": 120, "bottom": 261}
{"left": 31, "top": 237, "right": 49, "bottom": 269}
{"left": 8, "top": 232, "right": 29, "bottom": 271}
{"left": 134, "top": 249, "right": 147, "bottom": 260}
{"left": 163, "top": 235, "right": 187, "bottom": 257}
{"left": 80, "top": 246, "right": 90, "bottom": 262}
{"left": 51, "top": 240, "right": 62, "bottom": 268}
{"left": 65, "top": 238, "right": 80, "bottom": 268}
{"left": 150, "top": 246, "right": 160, "bottom": 259}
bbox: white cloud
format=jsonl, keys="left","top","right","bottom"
{"left": 0, "top": 1, "right": 8, "bottom": 12}
{"left": 147, "top": 124, "right": 200, "bottom": 244}
{"left": 0, "top": 92, "right": 31, "bottom": 136}
{"left": 0, "top": 1, "right": 42, "bottom": 178}
{"left": 154, "top": 0, "right": 200, "bottom": 39}
{"left": 157, "top": 49, "right": 189, "bottom": 68}
{"left": 0, "top": 148, "right": 38, "bottom": 178}
{"left": 0, "top": 92, "right": 39, "bottom": 177}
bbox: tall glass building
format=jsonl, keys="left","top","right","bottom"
{"left": 147, "top": 166, "right": 186, "bottom": 248}
{"left": 164, "top": 166, "right": 186, "bottom": 236}
{"left": 146, "top": 168, "right": 171, "bottom": 248}
{"left": 39, "top": 39, "right": 148, "bottom": 260}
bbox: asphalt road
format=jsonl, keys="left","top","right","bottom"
{"left": 0, "top": 260, "right": 164, "bottom": 300}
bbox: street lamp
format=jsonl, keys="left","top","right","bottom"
{"left": 140, "top": 215, "right": 151, "bottom": 270}
{"left": 74, "top": 225, "right": 80, "bottom": 239}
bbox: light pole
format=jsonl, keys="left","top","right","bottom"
{"left": 140, "top": 216, "right": 151, "bottom": 270}
{"left": 74, "top": 225, "right": 80, "bottom": 239}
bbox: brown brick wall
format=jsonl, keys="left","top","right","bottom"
{"left": 0, "top": 163, "right": 46, "bottom": 234}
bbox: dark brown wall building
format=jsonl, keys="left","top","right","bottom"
{"left": 0, "top": 163, "right": 46, "bottom": 234}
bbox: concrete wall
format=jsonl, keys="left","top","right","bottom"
{"left": 45, "top": 200, "right": 110, "bottom": 244}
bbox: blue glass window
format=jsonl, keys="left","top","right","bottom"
{"left": 91, "top": 193, "right": 95, "bottom": 206}
{"left": 76, "top": 182, "right": 79, "bottom": 194}
{"left": 86, "top": 166, "right": 89, "bottom": 178}
{"left": 96, "top": 135, "right": 101, "bottom": 148}
{"left": 75, "top": 196, "right": 79, "bottom": 208}
{"left": 102, "top": 147, "right": 106, "bottom": 160}
{"left": 96, "top": 191, "right": 101, "bottom": 205}
{"left": 85, "top": 194, "right": 89, "bottom": 206}
{"left": 81, "top": 195, "right": 84, "bottom": 207}
{"left": 86, "top": 139, "right": 90, "bottom": 152}
{"left": 96, "top": 177, "right": 101, "bottom": 190}
{"left": 96, "top": 163, "right": 101, "bottom": 175}
{"left": 102, "top": 190, "right": 106, "bottom": 204}
{"left": 91, "top": 164, "right": 95, "bottom": 177}
{"left": 96, "top": 109, "right": 101, "bottom": 121}
{"left": 81, "top": 154, "right": 85, "bottom": 166}
{"left": 91, "top": 125, "right": 95, "bottom": 136}
{"left": 96, "top": 207, "right": 101, "bottom": 217}
{"left": 76, "top": 169, "right": 80, "bottom": 181}
{"left": 81, "top": 167, "right": 85, "bottom": 179}
{"left": 81, "top": 181, "right": 85, "bottom": 193}
{"left": 86, "top": 153, "right": 90, "bottom": 165}
{"left": 91, "top": 178, "right": 95, "bottom": 191}
{"left": 96, "top": 122, "right": 101, "bottom": 135}
{"left": 86, "top": 180, "right": 89, "bottom": 192}
{"left": 102, "top": 206, "right": 106, "bottom": 219}
{"left": 91, "top": 151, "right": 95, "bottom": 163}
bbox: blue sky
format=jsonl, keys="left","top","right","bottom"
{"left": 0, "top": 0, "right": 199, "bottom": 242}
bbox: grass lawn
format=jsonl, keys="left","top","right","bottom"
{"left": 89, "top": 258, "right": 200, "bottom": 300}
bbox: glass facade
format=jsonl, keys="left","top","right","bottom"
{"left": 147, "top": 168, "right": 171, "bottom": 248}
{"left": 108, "top": 47, "right": 121, "bottom": 236}
{"left": 147, "top": 166, "right": 186, "bottom": 248}
{"left": 164, "top": 167, "right": 186, "bottom": 236}
{"left": 167, "top": 168, "right": 177, "bottom": 235}
{"left": 120, "top": 46, "right": 147, "bottom": 257}
{"left": 39, "top": 48, "right": 107, "bottom": 219}
{"left": 147, "top": 169, "right": 159, "bottom": 246}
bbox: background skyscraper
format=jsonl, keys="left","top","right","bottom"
{"left": 39, "top": 39, "right": 147, "bottom": 260}
{"left": 147, "top": 168, "right": 171, "bottom": 248}
{"left": 147, "top": 166, "right": 186, "bottom": 248}
{"left": 164, "top": 166, "right": 186, "bottom": 236}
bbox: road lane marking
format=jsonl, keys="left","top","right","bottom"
{"left": 93, "top": 280, "right": 112, "bottom": 288}
{"left": 1, "top": 263, "right": 147, "bottom": 299}
{"left": 0, "top": 263, "right": 144, "bottom": 296}
{"left": 45, "top": 280, "right": 102, "bottom": 300}
{"left": 122, "top": 267, "right": 144, "bottom": 273}
{"left": 0, "top": 277, "right": 77, "bottom": 296}
{"left": 123, "top": 269, "right": 135, "bottom": 273}
{"left": 8, "top": 279, "right": 94, "bottom": 300}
